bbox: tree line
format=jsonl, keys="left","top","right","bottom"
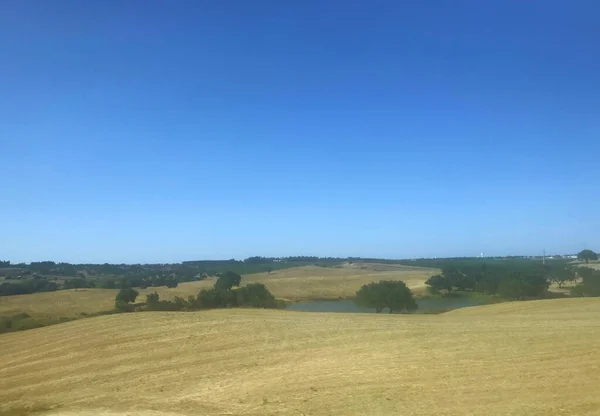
{"left": 114, "top": 271, "right": 282, "bottom": 313}
{"left": 0, "top": 256, "right": 348, "bottom": 297}
{"left": 424, "top": 260, "right": 600, "bottom": 299}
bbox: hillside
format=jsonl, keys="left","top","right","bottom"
{"left": 1, "top": 298, "right": 599, "bottom": 416}
{"left": 0, "top": 264, "right": 436, "bottom": 319}
{"left": 444, "top": 296, "right": 600, "bottom": 316}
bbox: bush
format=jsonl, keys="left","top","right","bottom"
{"left": 0, "top": 313, "right": 73, "bottom": 334}
{"left": 115, "top": 300, "right": 134, "bottom": 312}
{"left": 236, "top": 283, "right": 277, "bottom": 308}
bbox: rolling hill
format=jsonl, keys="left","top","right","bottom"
{"left": 1, "top": 298, "right": 599, "bottom": 416}
{"left": 0, "top": 264, "right": 436, "bottom": 319}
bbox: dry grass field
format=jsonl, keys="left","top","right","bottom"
{"left": 243, "top": 263, "right": 436, "bottom": 301}
{"left": 0, "top": 264, "right": 436, "bottom": 319}
{"left": 578, "top": 261, "right": 600, "bottom": 270}
{"left": 1, "top": 297, "right": 599, "bottom": 416}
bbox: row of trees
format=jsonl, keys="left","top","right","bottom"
{"left": 0, "top": 273, "right": 187, "bottom": 296}
{"left": 424, "top": 266, "right": 552, "bottom": 299}
{"left": 0, "top": 256, "right": 345, "bottom": 297}
{"left": 0, "top": 278, "right": 59, "bottom": 296}
{"left": 424, "top": 263, "right": 560, "bottom": 300}
{"left": 424, "top": 262, "right": 600, "bottom": 300}
{"left": 352, "top": 264, "right": 600, "bottom": 315}
{"left": 115, "top": 271, "right": 280, "bottom": 312}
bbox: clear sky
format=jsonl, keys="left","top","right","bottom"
{"left": 1, "top": 1, "right": 598, "bottom": 263}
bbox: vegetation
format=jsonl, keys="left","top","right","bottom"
{"left": 0, "top": 313, "right": 74, "bottom": 334}
{"left": 422, "top": 260, "right": 580, "bottom": 300}
{"left": 0, "top": 257, "right": 350, "bottom": 297}
{"left": 214, "top": 271, "right": 242, "bottom": 290}
{"left": 577, "top": 249, "right": 598, "bottom": 263}
{"left": 571, "top": 267, "right": 600, "bottom": 296}
{"left": 114, "top": 288, "right": 139, "bottom": 312}
{"left": 5, "top": 256, "right": 588, "bottom": 300}
{"left": 0, "top": 264, "right": 434, "bottom": 322}
{"left": 0, "top": 278, "right": 59, "bottom": 296}
{"left": 354, "top": 280, "right": 417, "bottom": 313}
{"left": 140, "top": 272, "right": 279, "bottom": 312}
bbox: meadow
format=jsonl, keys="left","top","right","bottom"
{"left": 1, "top": 297, "right": 599, "bottom": 416}
{"left": 0, "top": 263, "right": 436, "bottom": 319}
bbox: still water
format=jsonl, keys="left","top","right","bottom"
{"left": 286, "top": 297, "right": 485, "bottom": 314}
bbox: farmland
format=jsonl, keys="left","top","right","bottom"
{"left": 1, "top": 298, "right": 599, "bottom": 416}
{"left": 0, "top": 263, "right": 436, "bottom": 319}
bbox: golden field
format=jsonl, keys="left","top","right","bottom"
{"left": 0, "top": 264, "right": 436, "bottom": 319}
{"left": 1, "top": 297, "right": 599, "bottom": 416}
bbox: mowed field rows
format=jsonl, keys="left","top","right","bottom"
{"left": 0, "top": 264, "right": 436, "bottom": 318}
{"left": 1, "top": 298, "right": 599, "bottom": 416}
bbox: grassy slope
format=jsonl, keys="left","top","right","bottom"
{"left": 0, "top": 264, "right": 436, "bottom": 318}
{"left": 1, "top": 298, "right": 599, "bottom": 416}
{"left": 577, "top": 261, "right": 600, "bottom": 270}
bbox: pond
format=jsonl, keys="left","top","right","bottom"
{"left": 286, "top": 297, "right": 486, "bottom": 314}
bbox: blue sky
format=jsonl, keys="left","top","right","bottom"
{"left": 1, "top": 1, "right": 598, "bottom": 263}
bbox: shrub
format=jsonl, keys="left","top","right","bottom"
{"left": 236, "top": 283, "right": 277, "bottom": 308}
{"left": 115, "top": 300, "right": 134, "bottom": 312}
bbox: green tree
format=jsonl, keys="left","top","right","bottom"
{"left": 496, "top": 273, "right": 548, "bottom": 300}
{"left": 196, "top": 287, "right": 237, "bottom": 309}
{"left": 236, "top": 283, "right": 277, "bottom": 308}
{"left": 425, "top": 274, "right": 451, "bottom": 293}
{"left": 549, "top": 267, "right": 576, "bottom": 288}
{"left": 577, "top": 267, "right": 596, "bottom": 280}
{"left": 146, "top": 292, "right": 160, "bottom": 307}
{"left": 577, "top": 249, "right": 598, "bottom": 263}
{"left": 214, "top": 271, "right": 242, "bottom": 290}
{"left": 354, "top": 280, "right": 417, "bottom": 313}
{"left": 497, "top": 279, "right": 529, "bottom": 300}
{"left": 573, "top": 268, "right": 600, "bottom": 296}
{"left": 115, "top": 288, "right": 139, "bottom": 311}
